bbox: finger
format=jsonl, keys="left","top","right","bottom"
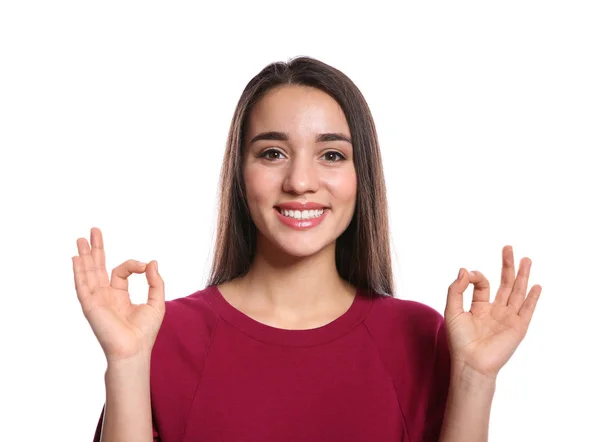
{"left": 518, "top": 284, "right": 542, "bottom": 325}
{"left": 77, "top": 237, "right": 98, "bottom": 293}
{"left": 507, "top": 257, "right": 532, "bottom": 311}
{"left": 495, "top": 245, "right": 516, "bottom": 305}
{"left": 445, "top": 268, "right": 468, "bottom": 320}
{"left": 72, "top": 256, "right": 91, "bottom": 303}
{"left": 468, "top": 270, "right": 490, "bottom": 303}
{"left": 90, "top": 227, "right": 109, "bottom": 287}
{"left": 110, "top": 259, "right": 148, "bottom": 291}
{"left": 145, "top": 261, "right": 165, "bottom": 309}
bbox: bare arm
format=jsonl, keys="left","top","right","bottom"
{"left": 100, "top": 356, "right": 154, "bottom": 442}
{"left": 439, "top": 364, "right": 496, "bottom": 442}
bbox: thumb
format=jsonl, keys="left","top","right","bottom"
{"left": 445, "top": 268, "right": 469, "bottom": 320}
{"left": 145, "top": 260, "right": 165, "bottom": 310}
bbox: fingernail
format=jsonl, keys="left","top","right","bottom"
{"left": 155, "top": 261, "right": 159, "bottom": 272}
{"left": 457, "top": 269, "right": 463, "bottom": 280}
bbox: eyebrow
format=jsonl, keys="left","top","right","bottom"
{"left": 249, "top": 131, "right": 352, "bottom": 144}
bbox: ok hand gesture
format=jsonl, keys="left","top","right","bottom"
{"left": 444, "top": 246, "right": 542, "bottom": 379}
{"left": 72, "top": 227, "right": 165, "bottom": 363}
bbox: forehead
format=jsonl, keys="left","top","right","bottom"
{"left": 246, "top": 85, "right": 350, "bottom": 135}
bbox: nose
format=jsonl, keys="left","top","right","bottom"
{"left": 282, "top": 154, "right": 319, "bottom": 195}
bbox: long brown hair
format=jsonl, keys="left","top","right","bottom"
{"left": 207, "top": 56, "right": 393, "bottom": 296}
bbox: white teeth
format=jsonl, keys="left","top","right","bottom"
{"left": 281, "top": 208, "right": 325, "bottom": 220}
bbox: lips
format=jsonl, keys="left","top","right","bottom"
{"left": 274, "top": 206, "right": 328, "bottom": 230}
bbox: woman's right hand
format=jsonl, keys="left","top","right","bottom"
{"left": 72, "top": 227, "right": 166, "bottom": 363}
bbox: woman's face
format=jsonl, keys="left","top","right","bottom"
{"left": 243, "top": 85, "right": 357, "bottom": 258}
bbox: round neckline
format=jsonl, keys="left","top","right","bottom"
{"left": 205, "top": 285, "right": 374, "bottom": 346}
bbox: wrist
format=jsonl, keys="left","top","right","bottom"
{"left": 106, "top": 353, "right": 152, "bottom": 379}
{"left": 450, "top": 360, "right": 497, "bottom": 394}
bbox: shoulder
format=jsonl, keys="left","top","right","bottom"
{"left": 152, "top": 286, "right": 221, "bottom": 365}
{"left": 362, "top": 292, "right": 448, "bottom": 373}
{"left": 164, "top": 286, "right": 220, "bottom": 327}
{"left": 365, "top": 293, "right": 445, "bottom": 344}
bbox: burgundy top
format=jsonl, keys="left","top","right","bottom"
{"left": 93, "top": 285, "right": 450, "bottom": 441}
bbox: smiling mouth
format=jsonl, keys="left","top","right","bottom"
{"left": 275, "top": 207, "right": 326, "bottom": 220}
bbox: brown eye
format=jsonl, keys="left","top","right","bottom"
{"left": 259, "top": 149, "right": 285, "bottom": 160}
{"left": 322, "top": 151, "right": 345, "bottom": 162}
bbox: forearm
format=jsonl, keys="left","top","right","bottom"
{"left": 438, "top": 364, "right": 496, "bottom": 442}
{"left": 100, "top": 356, "right": 154, "bottom": 442}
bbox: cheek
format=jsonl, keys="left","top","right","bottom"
{"left": 323, "top": 167, "right": 357, "bottom": 205}
{"left": 243, "top": 165, "right": 281, "bottom": 206}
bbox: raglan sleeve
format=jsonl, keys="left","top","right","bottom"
{"left": 92, "top": 405, "right": 160, "bottom": 441}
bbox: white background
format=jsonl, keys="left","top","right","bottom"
{"left": 1, "top": 1, "right": 598, "bottom": 441}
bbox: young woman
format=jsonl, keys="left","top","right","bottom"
{"left": 74, "top": 57, "right": 542, "bottom": 442}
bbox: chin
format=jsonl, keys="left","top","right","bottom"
{"left": 261, "top": 230, "right": 336, "bottom": 260}
{"left": 275, "top": 240, "right": 332, "bottom": 259}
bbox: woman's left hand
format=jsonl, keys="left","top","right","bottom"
{"left": 444, "top": 246, "right": 542, "bottom": 379}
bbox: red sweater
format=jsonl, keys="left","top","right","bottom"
{"left": 93, "top": 286, "right": 450, "bottom": 442}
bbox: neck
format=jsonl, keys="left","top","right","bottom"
{"left": 234, "top": 237, "right": 355, "bottom": 318}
